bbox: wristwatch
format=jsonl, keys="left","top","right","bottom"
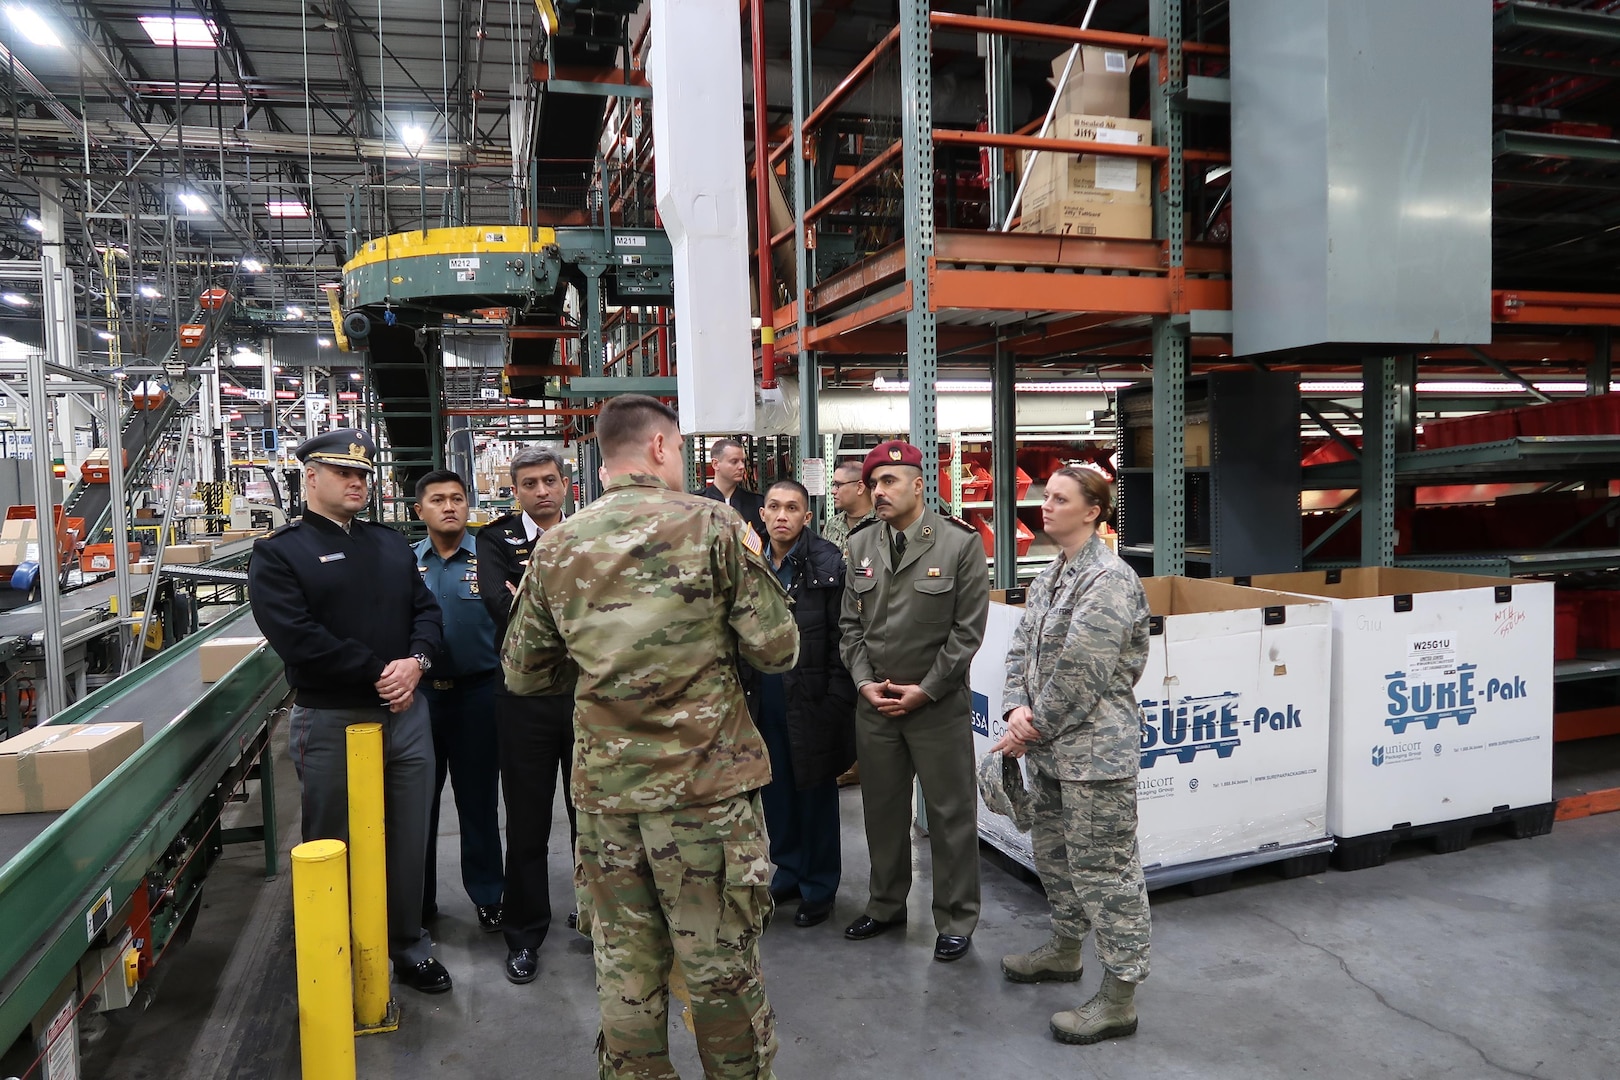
{"left": 412, "top": 653, "right": 432, "bottom": 673}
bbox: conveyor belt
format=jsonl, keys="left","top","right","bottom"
{"left": 0, "top": 607, "right": 259, "bottom": 866}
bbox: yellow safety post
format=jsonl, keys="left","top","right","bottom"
{"left": 291, "top": 839, "right": 356, "bottom": 1080}
{"left": 346, "top": 722, "right": 399, "bottom": 1034}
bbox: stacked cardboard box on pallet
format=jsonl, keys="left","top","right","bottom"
{"left": 1225, "top": 569, "right": 1555, "bottom": 868}
{"left": 1014, "top": 48, "right": 1153, "bottom": 240}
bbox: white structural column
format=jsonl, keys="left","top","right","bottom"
{"left": 648, "top": 0, "right": 756, "bottom": 435}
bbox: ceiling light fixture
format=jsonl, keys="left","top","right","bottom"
{"left": 96, "top": 330, "right": 114, "bottom": 341}
{"left": 138, "top": 284, "right": 161, "bottom": 299}
{"left": 138, "top": 15, "right": 217, "bottom": 48}
{"left": 240, "top": 256, "right": 264, "bottom": 272}
{"left": 401, "top": 123, "right": 427, "bottom": 157}
{"left": 1, "top": 292, "right": 28, "bottom": 307}
{"left": 286, "top": 306, "right": 304, "bottom": 319}
{"left": 22, "top": 216, "right": 43, "bottom": 233}
{"left": 317, "top": 337, "right": 331, "bottom": 347}
{"left": 177, "top": 192, "right": 207, "bottom": 213}
{"left": 266, "top": 200, "right": 308, "bottom": 218}
{"left": 5, "top": 5, "right": 62, "bottom": 48}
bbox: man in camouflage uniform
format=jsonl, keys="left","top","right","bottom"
{"left": 822, "top": 459, "right": 876, "bottom": 559}
{"left": 993, "top": 467, "right": 1152, "bottom": 1045}
{"left": 502, "top": 394, "right": 799, "bottom": 1079}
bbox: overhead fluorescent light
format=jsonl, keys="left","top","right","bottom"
{"left": 177, "top": 192, "right": 207, "bottom": 213}
{"left": 871, "top": 376, "right": 1134, "bottom": 394}
{"left": 240, "top": 256, "right": 264, "bottom": 272}
{"left": 1, "top": 292, "right": 28, "bottom": 307}
{"left": 349, "top": 372, "right": 362, "bottom": 381}
{"left": 401, "top": 123, "right": 427, "bottom": 156}
{"left": 22, "top": 216, "right": 43, "bottom": 233}
{"left": 138, "top": 284, "right": 161, "bottom": 299}
{"left": 1300, "top": 380, "right": 1598, "bottom": 396}
{"left": 96, "top": 330, "right": 115, "bottom": 341}
{"left": 138, "top": 15, "right": 217, "bottom": 48}
{"left": 266, "top": 200, "right": 308, "bottom": 218}
{"left": 286, "top": 306, "right": 304, "bottom": 319}
{"left": 5, "top": 5, "right": 62, "bottom": 48}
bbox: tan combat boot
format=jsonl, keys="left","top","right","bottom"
{"left": 1050, "top": 970, "right": 1138, "bottom": 1044}
{"left": 1000, "top": 933, "right": 1084, "bottom": 983}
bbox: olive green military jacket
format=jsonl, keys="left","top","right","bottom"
{"left": 839, "top": 505, "right": 989, "bottom": 704}
{"left": 501, "top": 472, "right": 800, "bottom": 813}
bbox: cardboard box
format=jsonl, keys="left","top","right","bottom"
{"left": 0, "top": 723, "right": 145, "bottom": 814}
{"left": 134, "top": 508, "right": 158, "bottom": 521}
{"left": 0, "top": 539, "right": 40, "bottom": 567}
{"left": 1023, "top": 115, "right": 1155, "bottom": 211}
{"left": 1131, "top": 420, "right": 1212, "bottom": 467}
{"left": 1017, "top": 197, "right": 1153, "bottom": 240}
{"left": 131, "top": 560, "right": 154, "bottom": 576}
{"left": 970, "top": 578, "right": 1333, "bottom": 874}
{"left": 199, "top": 635, "right": 266, "bottom": 682}
{"left": 1220, "top": 569, "right": 1554, "bottom": 839}
{"left": 1049, "top": 45, "right": 1131, "bottom": 117}
{"left": 164, "top": 543, "right": 212, "bottom": 564}
{"left": 0, "top": 519, "right": 38, "bottom": 542}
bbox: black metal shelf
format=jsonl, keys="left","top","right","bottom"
{"left": 1121, "top": 543, "right": 1214, "bottom": 564}
{"left": 1556, "top": 651, "right": 1620, "bottom": 684}
{"left": 1308, "top": 548, "right": 1620, "bottom": 577}
{"left": 1303, "top": 436, "right": 1620, "bottom": 489}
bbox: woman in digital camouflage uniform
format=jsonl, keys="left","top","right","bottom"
{"left": 991, "top": 466, "right": 1153, "bottom": 1045}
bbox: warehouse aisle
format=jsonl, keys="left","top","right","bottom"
{"left": 80, "top": 733, "right": 1620, "bottom": 1080}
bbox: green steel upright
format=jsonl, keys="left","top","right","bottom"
{"left": 900, "top": 0, "right": 939, "bottom": 503}
{"left": 790, "top": 0, "right": 820, "bottom": 504}
{"left": 987, "top": 0, "right": 1017, "bottom": 587}
{"left": 1150, "top": 0, "right": 1188, "bottom": 576}
{"left": 1360, "top": 355, "right": 1399, "bottom": 566}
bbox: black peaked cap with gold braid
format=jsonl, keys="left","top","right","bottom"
{"left": 296, "top": 428, "right": 377, "bottom": 473}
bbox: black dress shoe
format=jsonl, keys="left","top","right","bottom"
{"left": 844, "top": 914, "right": 903, "bottom": 941}
{"left": 505, "top": 948, "right": 539, "bottom": 985}
{"left": 934, "top": 934, "right": 971, "bottom": 962}
{"left": 794, "top": 899, "right": 833, "bottom": 928}
{"left": 476, "top": 904, "right": 503, "bottom": 932}
{"left": 566, "top": 910, "right": 578, "bottom": 930}
{"left": 397, "top": 957, "right": 453, "bottom": 994}
{"left": 770, "top": 882, "right": 800, "bottom": 903}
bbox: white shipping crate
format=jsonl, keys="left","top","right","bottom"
{"left": 970, "top": 578, "right": 1333, "bottom": 874}
{"left": 1229, "top": 569, "right": 1555, "bottom": 839}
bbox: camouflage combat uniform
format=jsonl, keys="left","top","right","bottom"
{"left": 822, "top": 508, "right": 875, "bottom": 560}
{"left": 502, "top": 472, "right": 800, "bottom": 1080}
{"left": 1002, "top": 532, "right": 1153, "bottom": 983}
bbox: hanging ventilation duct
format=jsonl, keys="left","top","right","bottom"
{"left": 649, "top": 0, "right": 756, "bottom": 434}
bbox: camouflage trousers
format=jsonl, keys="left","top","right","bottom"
{"left": 575, "top": 792, "right": 778, "bottom": 1080}
{"left": 1027, "top": 763, "right": 1151, "bottom": 984}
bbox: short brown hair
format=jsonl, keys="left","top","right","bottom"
{"left": 596, "top": 395, "right": 681, "bottom": 460}
{"left": 1050, "top": 465, "right": 1114, "bottom": 521}
{"left": 710, "top": 437, "right": 746, "bottom": 460}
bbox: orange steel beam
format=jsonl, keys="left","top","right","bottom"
{"left": 773, "top": 141, "right": 904, "bottom": 248}
{"left": 810, "top": 243, "right": 908, "bottom": 313}
{"left": 769, "top": 26, "right": 903, "bottom": 168}
{"left": 930, "top": 11, "right": 1166, "bottom": 52}
{"left": 508, "top": 327, "right": 580, "bottom": 339}
{"left": 1554, "top": 705, "right": 1620, "bottom": 742}
{"left": 805, "top": 284, "right": 913, "bottom": 348}
{"left": 1493, "top": 290, "right": 1620, "bottom": 326}
{"left": 504, "top": 364, "right": 579, "bottom": 377}
{"left": 935, "top": 230, "right": 1231, "bottom": 275}
{"left": 1556, "top": 787, "right": 1620, "bottom": 821}
{"left": 930, "top": 264, "right": 1230, "bottom": 315}
{"left": 936, "top": 129, "right": 1169, "bottom": 161}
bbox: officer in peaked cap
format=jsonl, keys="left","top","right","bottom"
{"left": 249, "top": 426, "right": 454, "bottom": 995}
{"left": 839, "top": 438, "right": 989, "bottom": 963}
{"left": 295, "top": 427, "right": 378, "bottom": 471}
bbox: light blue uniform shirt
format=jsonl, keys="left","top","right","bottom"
{"left": 413, "top": 531, "right": 499, "bottom": 679}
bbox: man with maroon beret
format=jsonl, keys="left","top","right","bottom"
{"left": 837, "top": 439, "right": 989, "bottom": 962}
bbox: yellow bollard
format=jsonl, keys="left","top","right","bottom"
{"left": 291, "top": 839, "right": 356, "bottom": 1080}
{"left": 345, "top": 723, "right": 398, "bottom": 1034}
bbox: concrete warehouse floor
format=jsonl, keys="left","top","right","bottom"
{"left": 75, "top": 722, "right": 1620, "bottom": 1080}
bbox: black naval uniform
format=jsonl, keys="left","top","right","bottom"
{"left": 249, "top": 508, "right": 444, "bottom": 969}
{"left": 476, "top": 510, "right": 578, "bottom": 957}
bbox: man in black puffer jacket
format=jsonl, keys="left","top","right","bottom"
{"left": 744, "top": 478, "right": 858, "bottom": 928}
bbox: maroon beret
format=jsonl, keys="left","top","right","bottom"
{"left": 862, "top": 440, "right": 924, "bottom": 484}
